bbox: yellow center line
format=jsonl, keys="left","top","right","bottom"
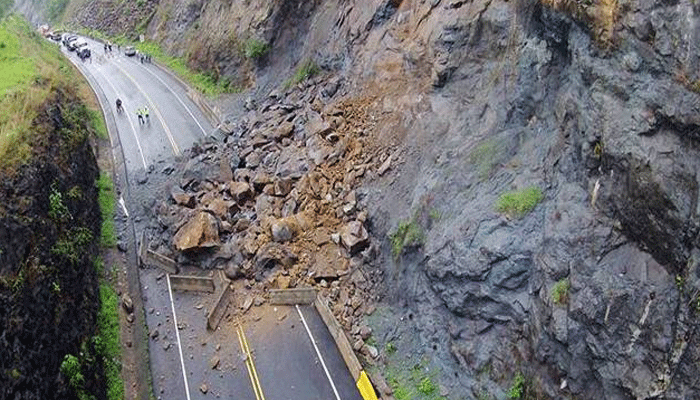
{"left": 241, "top": 325, "right": 265, "bottom": 400}
{"left": 236, "top": 323, "right": 266, "bottom": 400}
{"left": 109, "top": 61, "right": 181, "bottom": 156}
{"left": 236, "top": 326, "right": 260, "bottom": 400}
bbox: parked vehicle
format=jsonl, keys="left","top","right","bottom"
{"left": 77, "top": 48, "right": 91, "bottom": 61}
{"left": 72, "top": 40, "right": 88, "bottom": 51}
{"left": 62, "top": 33, "right": 77, "bottom": 47}
{"left": 124, "top": 46, "right": 136, "bottom": 56}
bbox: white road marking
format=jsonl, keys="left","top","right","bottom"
{"left": 118, "top": 196, "right": 129, "bottom": 218}
{"left": 137, "top": 64, "right": 209, "bottom": 137}
{"left": 296, "top": 305, "right": 342, "bottom": 400}
{"left": 109, "top": 62, "right": 181, "bottom": 155}
{"left": 93, "top": 68, "right": 149, "bottom": 170}
{"left": 167, "top": 274, "right": 191, "bottom": 400}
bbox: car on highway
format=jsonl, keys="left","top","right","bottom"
{"left": 77, "top": 48, "right": 91, "bottom": 60}
{"left": 62, "top": 34, "right": 78, "bottom": 47}
{"left": 124, "top": 46, "right": 136, "bottom": 56}
{"left": 70, "top": 40, "right": 88, "bottom": 52}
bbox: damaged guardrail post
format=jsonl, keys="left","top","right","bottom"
{"left": 139, "top": 231, "right": 178, "bottom": 274}
{"left": 169, "top": 275, "right": 215, "bottom": 293}
{"left": 269, "top": 287, "right": 317, "bottom": 305}
{"left": 207, "top": 282, "right": 233, "bottom": 331}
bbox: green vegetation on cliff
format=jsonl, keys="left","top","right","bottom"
{"left": 97, "top": 173, "right": 117, "bottom": 247}
{"left": 133, "top": 40, "right": 235, "bottom": 95}
{"left": 495, "top": 187, "right": 544, "bottom": 219}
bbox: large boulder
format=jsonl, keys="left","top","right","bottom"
{"left": 269, "top": 212, "right": 313, "bottom": 243}
{"left": 269, "top": 121, "right": 295, "bottom": 141}
{"left": 205, "top": 198, "right": 238, "bottom": 219}
{"left": 173, "top": 211, "right": 220, "bottom": 251}
{"left": 171, "top": 188, "right": 196, "bottom": 208}
{"left": 307, "top": 111, "right": 333, "bottom": 138}
{"left": 227, "top": 181, "right": 253, "bottom": 203}
{"left": 340, "top": 220, "right": 369, "bottom": 255}
{"left": 276, "top": 145, "right": 311, "bottom": 179}
{"left": 253, "top": 243, "right": 298, "bottom": 280}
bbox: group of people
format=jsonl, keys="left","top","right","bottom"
{"left": 136, "top": 106, "right": 150, "bottom": 125}
{"left": 103, "top": 42, "right": 120, "bottom": 58}
{"left": 115, "top": 98, "right": 150, "bottom": 126}
{"left": 139, "top": 53, "right": 152, "bottom": 63}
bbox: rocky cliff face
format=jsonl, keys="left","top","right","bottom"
{"left": 0, "top": 87, "right": 103, "bottom": 400}
{"left": 42, "top": 0, "right": 700, "bottom": 398}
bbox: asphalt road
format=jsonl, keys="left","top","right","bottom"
{"left": 66, "top": 39, "right": 211, "bottom": 171}
{"left": 63, "top": 38, "right": 364, "bottom": 400}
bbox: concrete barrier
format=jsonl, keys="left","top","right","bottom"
{"left": 269, "top": 288, "right": 317, "bottom": 305}
{"left": 138, "top": 231, "right": 147, "bottom": 266}
{"left": 207, "top": 283, "right": 233, "bottom": 331}
{"left": 169, "top": 275, "right": 215, "bottom": 293}
{"left": 314, "top": 295, "right": 363, "bottom": 380}
{"left": 145, "top": 249, "right": 178, "bottom": 274}
{"left": 138, "top": 232, "right": 178, "bottom": 273}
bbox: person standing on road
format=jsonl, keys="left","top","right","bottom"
{"left": 143, "top": 106, "right": 150, "bottom": 124}
{"left": 136, "top": 108, "right": 144, "bottom": 125}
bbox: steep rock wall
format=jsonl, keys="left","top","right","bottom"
{"left": 0, "top": 89, "right": 103, "bottom": 400}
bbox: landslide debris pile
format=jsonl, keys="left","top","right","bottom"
{"left": 137, "top": 77, "right": 388, "bottom": 350}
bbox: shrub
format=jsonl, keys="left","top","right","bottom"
{"left": 385, "top": 361, "right": 447, "bottom": 400}
{"left": 417, "top": 376, "right": 437, "bottom": 395}
{"left": 551, "top": 278, "right": 570, "bottom": 305}
{"left": 49, "top": 184, "right": 71, "bottom": 222}
{"left": 507, "top": 372, "right": 525, "bottom": 399}
{"left": 60, "top": 354, "right": 84, "bottom": 390}
{"left": 390, "top": 219, "right": 424, "bottom": 259}
{"left": 51, "top": 226, "right": 93, "bottom": 264}
{"left": 284, "top": 59, "right": 320, "bottom": 89}
{"left": 244, "top": 38, "right": 269, "bottom": 59}
{"left": 496, "top": 186, "right": 544, "bottom": 218}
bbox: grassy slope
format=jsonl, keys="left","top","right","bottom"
{"left": 0, "top": 15, "right": 62, "bottom": 171}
